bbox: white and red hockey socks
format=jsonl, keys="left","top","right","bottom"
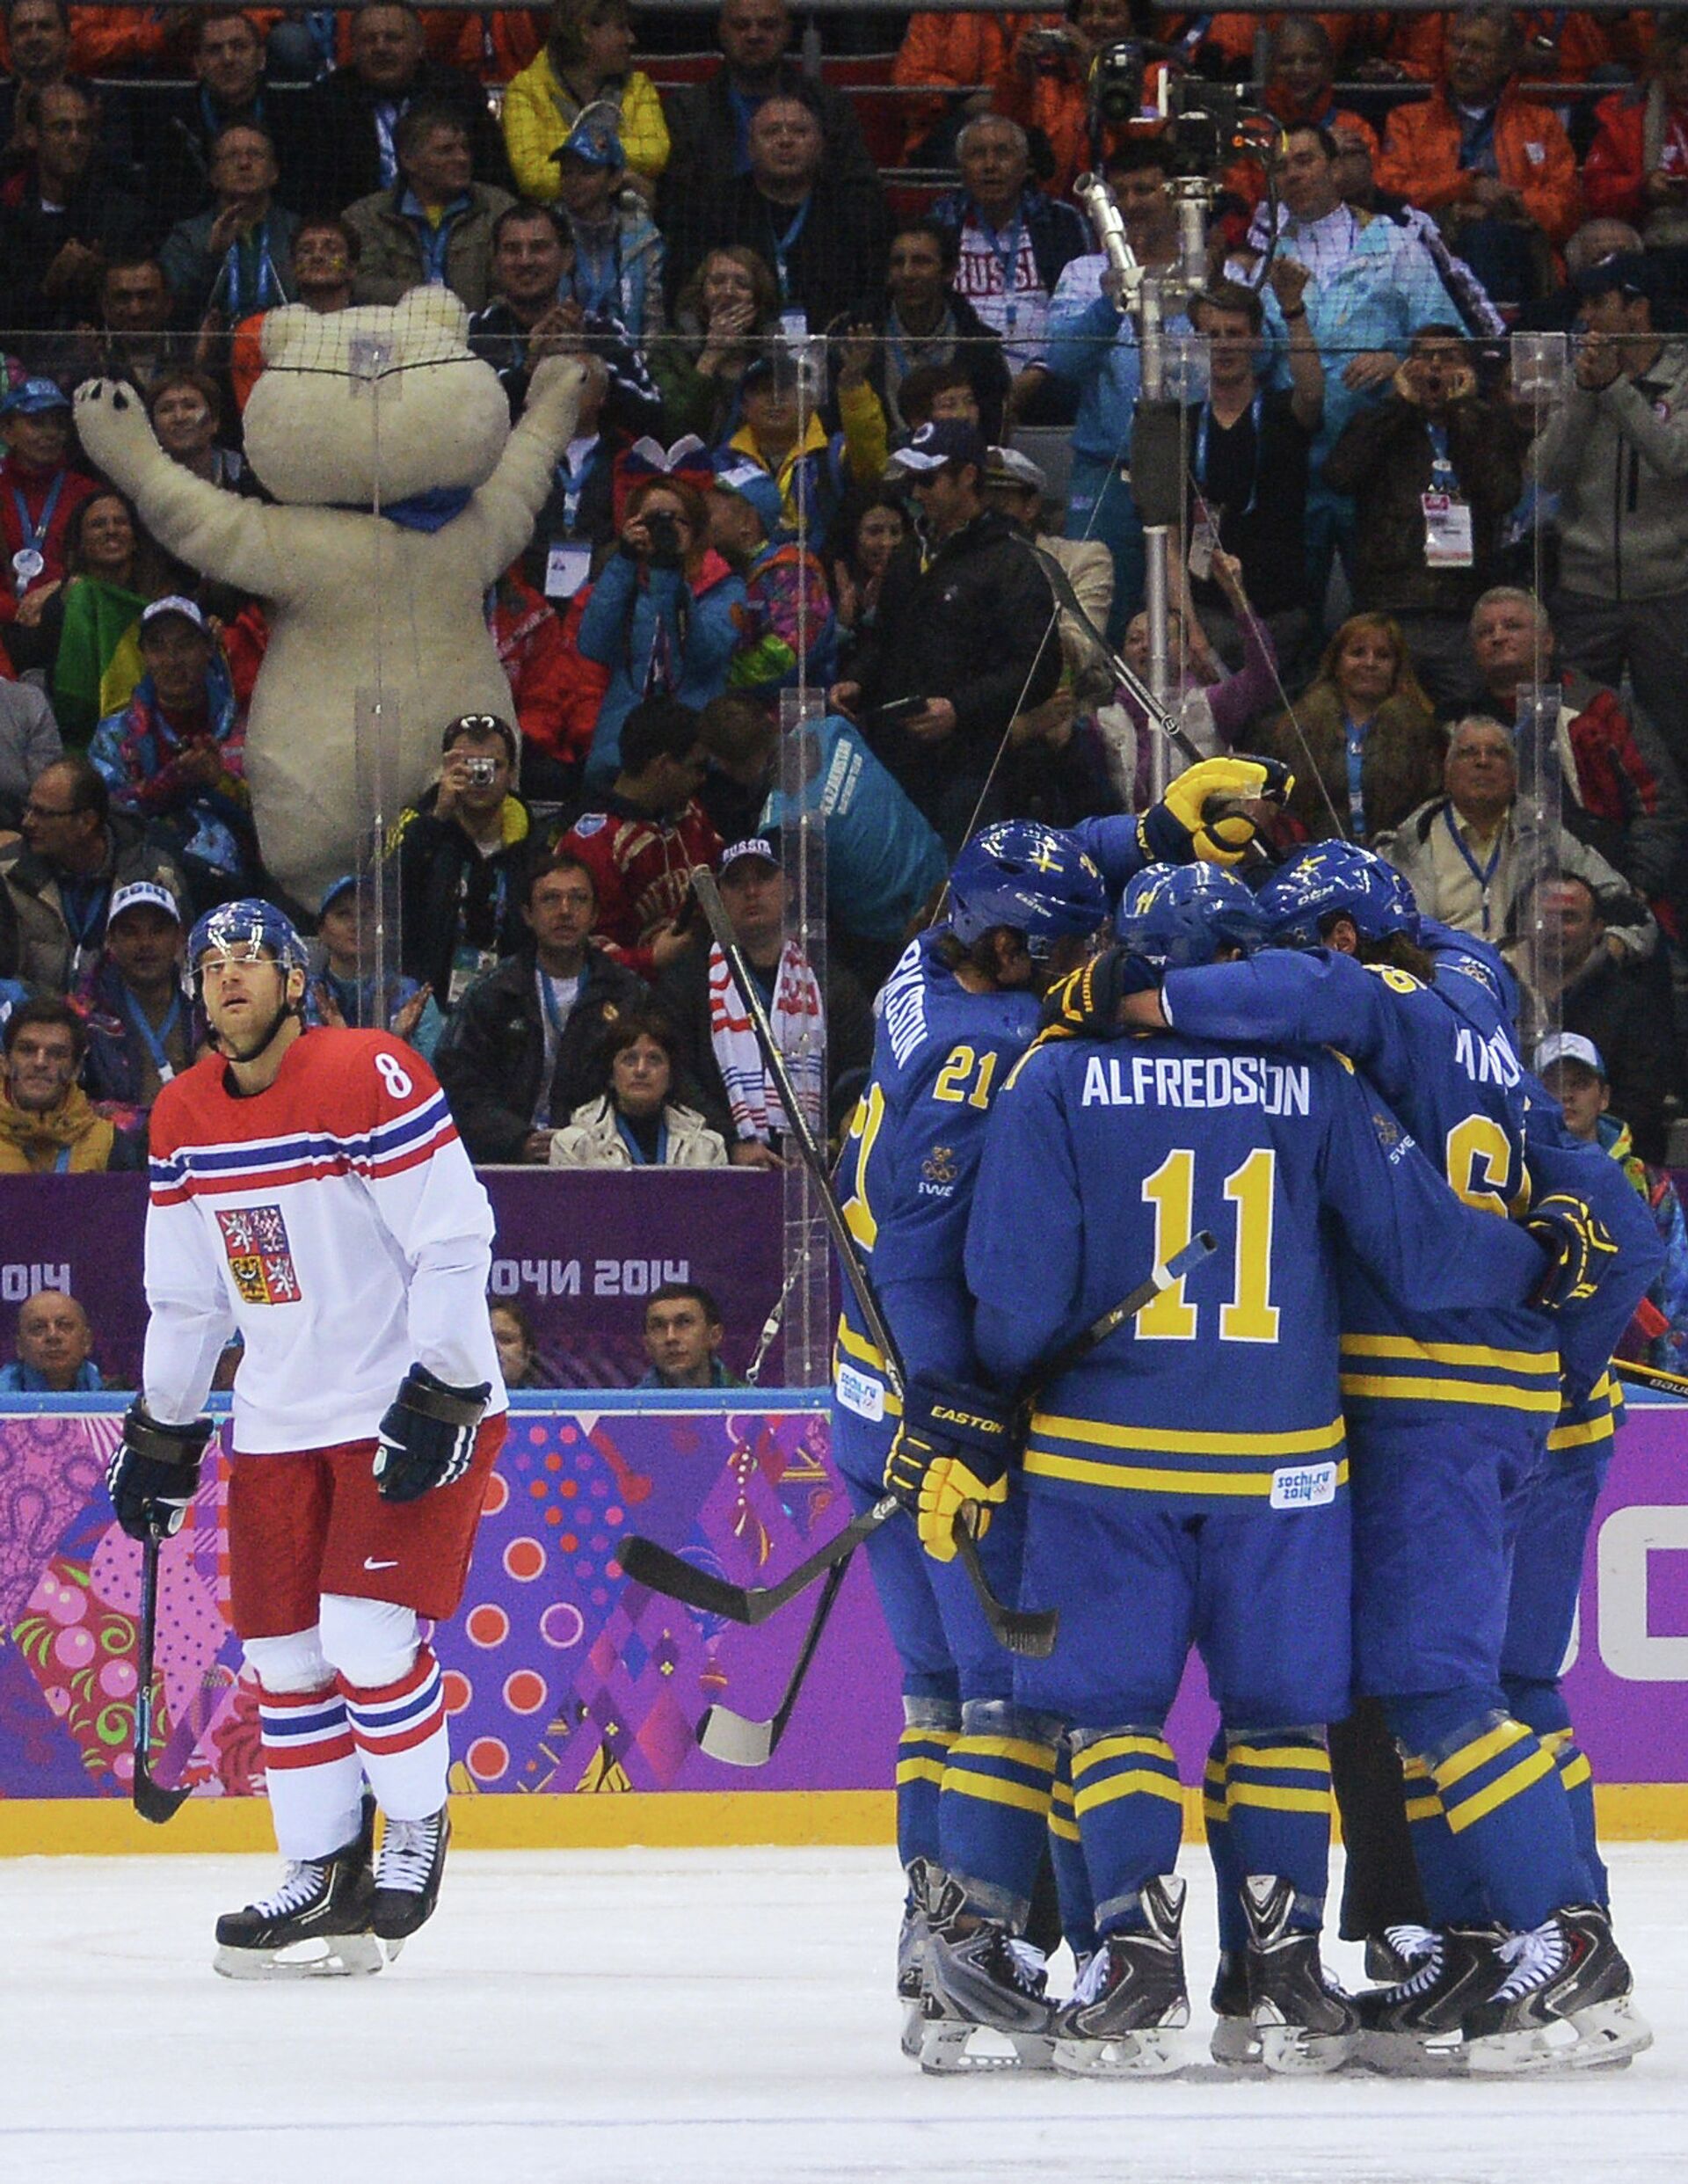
{"left": 339, "top": 1647, "right": 450, "bottom": 1823}
{"left": 254, "top": 1680, "right": 366, "bottom": 1862}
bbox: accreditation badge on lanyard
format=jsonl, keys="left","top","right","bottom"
{"left": 1422, "top": 424, "right": 1473, "bottom": 567}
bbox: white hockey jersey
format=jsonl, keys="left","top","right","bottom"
{"left": 143, "top": 1028, "right": 507, "bottom": 1454}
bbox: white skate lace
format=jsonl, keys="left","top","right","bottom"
{"left": 376, "top": 1814, "right": 441, "bottom": 1895}
{"left": 252, "top": 1861, "right": 326, "bottom": 1918}
{"left": 999, "top": 1936, "right": 1047, "bottom": 1994}
{"left": 1388, "top": 1933, "right": 1447, "bottom": 1999}
{"left": 1072, "top": 1945, "right": 1114, "bottom": 2007}
{"left": 1383, "top": 1923, "right": 1437, "bottom": 1967}
{"left": 1489, "top": 1920, "right": 1568, "bottom": 2005}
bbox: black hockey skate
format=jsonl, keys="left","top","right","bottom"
{"left": 1364, "top": 1922, "right": 1438, "bottom": 1984}
{"left": 1462, "top": 1904, "right": 1653, "bottom": 2075}
{"left": 214, "top": 1795, "right": 380, "bottom": 1979}
{"left": 370, "top": 1805, "right": 450, "bottom": 1956}
{"left": 1241, "top": 1875, "right": 1358, "bottom": 2076}
{"left": 1209, "top": 1950, "right": 1261, "bottom": 2069}
{"left": 1356, "top": 1921, "right": 1508, "bottom": 2074}
{"left": 897, "top": 1860, "right": 935, "bottom": 2061}
{"left": 919, "top": 1873, "right": 1058, "bottom": 2074}
{"left": 1052, "top": 1875, "right": 1190, "bottom": 2078}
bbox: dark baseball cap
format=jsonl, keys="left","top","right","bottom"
{"left": 889, "top": 418, "right": 987, "bottom": 475}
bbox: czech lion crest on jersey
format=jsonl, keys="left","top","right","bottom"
{"left": 215, "top": 1205, "right": 302, "bottom": 1305}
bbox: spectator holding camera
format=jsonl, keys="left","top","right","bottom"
{"left": 577, "top": 477, "right": 746, "bottom": 788}
{"left": 549, "top": 1008, "right": 728, "bottom": 1168}
{"left": 1322, "top": 323, "right": 1526, "bottom": 706}
{"left": 390, "top": 711, "right": 535, "bottom": 1013}
{"left": 0, "top": 1286, "right": 102, "bottom": 1393}
{"left": 1585, "top": 22, "right": 1688, "bottom": 251}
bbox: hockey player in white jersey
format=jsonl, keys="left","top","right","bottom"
{"left": 106, "top": 900, "right": 507, "bottom": 1976}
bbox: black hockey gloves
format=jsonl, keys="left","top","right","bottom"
{"left": 107, "top": 1405, "right": 215, "bottom": 1540}
{"left": 1039, "top": 946, "right": 1162, "bottom": 1039}
{"left": 1136, "top": 755, "right": 1291, "bottom": 867}
{"left": 374, "top": 1364, "right": 491, "bottom": 1503}
{"left": 883, "top": 1372, "right": 1015, "bottom": 1564}
{"left": 1524, "top": 1192, "right": 1620, "bottom": 1312}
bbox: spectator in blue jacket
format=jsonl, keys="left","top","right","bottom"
{"left": 0, "top": 1286, "right": 102, "bottom": 1393}
{"left": 578, "top": 474, "right": 746, "bottom": 787}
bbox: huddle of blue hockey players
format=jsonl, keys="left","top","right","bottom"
{"left": 832, "top": 753, "right": 1664, "bottom": 2081}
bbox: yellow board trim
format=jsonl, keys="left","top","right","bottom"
{"left": 1029, "top": 1410, "right": 1345, "bottom": 1457}
{"left": 1435, "top": 1719, "right": 1529, "bottom": 1791}
{"left": 1226, "top": 1744, "right": 1330, "bottom": 1773}
{"left": 1226, "top": 1782, "right": 1332, "bottom": 1815}
{"left": 1340, "top": 1335, "right": 1558, "bottom": 1374}
{"left": 11, "top": 1781, "right": 1688, "bottom": 1854}
{"left": 937, "top": 1772, "right": 1052, "bottom": 1818}
{"left": 1073, "top": 1770, "right": 1187, "bottom": 1817}
{"left": 1026, "top": 1449, "right": 1350, "bottom": 1496}
{"left": 1340, "top": 1375, "right": 1561, "bottom": 1413}
{"left": 1444, "top": 1748, "right": 1556, "bottom": 1833}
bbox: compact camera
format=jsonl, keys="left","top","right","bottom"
{"left": 464, "top": 756, "right": 498, "bottom": 788}
{"left": 644, "top": 511, "right": 682, "bottom": 558}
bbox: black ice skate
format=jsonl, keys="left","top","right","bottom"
{"left": 1356, "top": 1922, "right": 1508, "bottom": 2073}
{"left": 1209, "top": 1950, "right": 1261, "bottom": 2069}
{"left": 1241, "top": 1875, "right": 1358, "bottom": 2076}
{"left": 214, "top": 1795, "right": 380, "bottom": 1979}
{"left": 919, "top": 1875, "right": 1058, "bottom": 2074}
{"left": 1364, "top": 1921, "right": 1438, "bottom": 1984}
{"left": 370, "top": 1805, "right": 450, "bottom": 1955}
{"left": 897, "top": 1860, "right": 935, "bottom": 2061}
{"left": 1462, "top": 1904, "right": 1653, "bottom": 2075}
{"left": 1052, "top": 1875, "right": 1190, "bottom": 2078}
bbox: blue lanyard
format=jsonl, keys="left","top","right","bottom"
{"left": 538, "top": 969, "right": 575, "bottom": 1038}
{"left": 121, "top": 986, "right": 183, "bottom": 1081}
{"left": 982, "top": 211, "right": 1025, "bottom": 336}
{"left": 214, "top": 218, "right": 287, "bottom": 319}
{"left": 404, "top": 196, "right": 464, "bottom": 286}
{"left": 569, "top": 230, "right": 620, "bottom": 317}
{"left": 1195, "top": 393, "right": 1264, "bottom": 518}
{"left": 58, "top": 875, "right": 106, "bottom": 950}
{"left": 614, "top": 1112, "right": 668, "bottom": 1166}
{"left": 53, "top": 1143, "right": 72, "bottom": 1173}
{"left": 768, "top": 195, "right": 810, "bottom": 301}
{"left": 11, "top": 471, "right": 65, "bottom": 559}
{"left": 554, "top": 436, "right": 599, "bottom": 531}
{"left": 1443, "top": 805, "right": 1504, "bottom": 933}
{"left": 1342, "top": 712, "right": 1371, "bottom": 840}
{"left": 1426, "top": 419, "right": 1457, "bottom": 494}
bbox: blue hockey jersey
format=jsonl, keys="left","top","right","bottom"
{"left": 1160, "top": 947, "right": 1560, "bottom": 1423}
{"left": 966, "top": 1025, "right": 1548, "bottom": 1514}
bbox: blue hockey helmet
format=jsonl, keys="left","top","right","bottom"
{"left": 1256, "top": 841, "right": 1419, "bottom": 950}
{"left": 947, "top": 821, "right": 1109, "bottom": 958}
{"left": 1116, "top": 863, "right": 1267, "bottom": 970}
{"left": 185, "top": 898, "right": 309, "bottom": 992}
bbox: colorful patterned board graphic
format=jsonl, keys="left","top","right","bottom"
{"left": 0, "top": 1401, "right": 900, "bottom": 1804}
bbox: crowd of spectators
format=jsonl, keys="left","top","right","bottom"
{"left": 4, "top": 2, "right": 1688, "bottom": 1389}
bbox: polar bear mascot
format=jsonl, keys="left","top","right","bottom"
{"left": 76, "top": 287, "right": 591, "bottom": 906}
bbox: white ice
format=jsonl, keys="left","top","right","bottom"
{"left": 4, "top": 1842, "right": 1685, "bottom": 2184}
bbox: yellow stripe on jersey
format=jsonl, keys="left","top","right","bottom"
{"left": 1025, "top": 1448, "right": 1349, "bottom": 1497}
{"left": 1443, "top": 1748, "right": 1556, "bottom": 1833}
{"left": 895, "top": 1758, "right": 947, "bottom": 1787}
{"left": 1226, "top": 1781, "right": 1331, "bottom": 1815}
{"left": 952, "top": 1736, "right": 1059, "bottom": 1773}
{"left": 1340, "top": 1375, "right": 1561, "bottom": 1413}
{"left": 1071, "top": 1735, "right": 1174, "bottom": 1777}
{"left": 1073, "top": 1770, "right": 1186, "bottom": 1816}
{"left": 938, "top": 1773, "right": 1051, "bottom": 1817}
{"left": 1226, "top": 1744, "right": 1331, "bottom": 1773}
{"left": 1339, "top": 1335, "right": 1558, "bottom": 1374}
{"left": 1436, "top": 1719, "right": 1530, "bottom": 1790}
{"left": 1027, "top": 1412, "right": 1346, "bottom": 1458}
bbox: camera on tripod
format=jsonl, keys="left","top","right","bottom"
{"left": 1088, "top": 41, "right": 1260, "bottom": 176}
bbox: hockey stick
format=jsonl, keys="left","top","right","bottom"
{"left": 695, "top": 1551, "right": 852, "bottom": 1767}
{"left": 1613, "top": 1357, "right": 1688, "bottom": 1400}
{"left": 620, "top": 1232, "right": 1219, "bottom": 1627}
{"left": 132, "top": 1529, "right": 193, "bottom": 1824}
{"left": 688, "top": 866, "right": 1048, "bottom": 1653}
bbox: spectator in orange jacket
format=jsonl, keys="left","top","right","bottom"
{"left": 1376, "top": 8, "right": 1579, "bottom": 304}
{"left": 891, "top": 7, "right": 1051, "bottom": 166}
{"left": 1367, "top": 10, "right": 1648, "bottom": 91}
{"left": 994, "top": 0, "right": 1167, "bottom": 202}
{"left": 1585, "top": 20, "right": 1688, "bottom": 250}
{"left": 1222, "top": 18, "right": 1379, "bottom": 222}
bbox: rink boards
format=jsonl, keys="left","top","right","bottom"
{"left": 2, "top": 1390, "right": 1687, "bottom": 1853}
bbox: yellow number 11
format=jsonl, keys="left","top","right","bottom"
{"left": 1138, "top": 1147, "right": 1281, "bottom": 1344}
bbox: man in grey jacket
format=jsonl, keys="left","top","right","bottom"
{"left": 345, "top": 100, "right": 514, "bottom": 312}
{"left": 1532, "top": 253, "right": 1688, "bottom": 771}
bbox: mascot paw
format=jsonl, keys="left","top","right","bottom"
{"left": 74, "top": 377, "right": 159, "bottom": 480}
{"left": 524, "top": 352, "right": 595, "bottom": 430}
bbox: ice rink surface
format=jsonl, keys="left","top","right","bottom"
{"left": 4, "top": 1840, "right": 1684, "bottom": 2184}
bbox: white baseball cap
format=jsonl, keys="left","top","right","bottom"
{"left": 107, "top": 880, "right": 183, "bottom": 927}
{"left": 1534, "top": 1031, "right": 1605, "bottom": 1080}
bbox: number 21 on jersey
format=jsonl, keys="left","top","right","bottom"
{"left": 1139, "top": 1147, "right": 1281, "bottom": 1343}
